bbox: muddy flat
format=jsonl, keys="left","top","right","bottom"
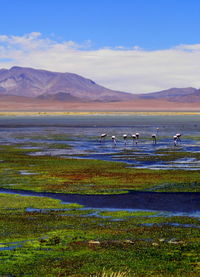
{"left": 0, "top": 97, "right": 200, "bottom": 111}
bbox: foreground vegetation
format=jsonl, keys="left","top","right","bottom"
{"left": 0, "top": 193, "right": 200, "bottom": 276}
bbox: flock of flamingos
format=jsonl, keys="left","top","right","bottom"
{"left": 100, "top": 128, "right": 182, "bottom": 146}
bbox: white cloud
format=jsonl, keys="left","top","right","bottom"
{"left": 0, "top": 32, "right": 200, "bottom": 93}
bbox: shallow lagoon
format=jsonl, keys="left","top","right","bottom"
{"left": 1, "top": 113, "right": 200, "bottom": 170}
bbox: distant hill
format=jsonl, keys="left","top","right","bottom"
{"left": 0, "top": 66, "right": 134, "bottom": 102}
{"left": 140, "top": 87, "right": 200, "bottom": 102}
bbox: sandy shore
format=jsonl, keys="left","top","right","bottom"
{"left": 0, "top": 97, "right": 200, "bottom": 115}
{"left": 0, "top": 111, "right": 200, "bottom": 116}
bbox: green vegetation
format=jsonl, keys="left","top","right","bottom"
{"left": 0, "top": 145, "right": 200, "bottom": 193}
{"left": 0, "top": 132, "right": 200, "bottom": 275}
{"left": 0, "top": 193, "right": 82, "bottom": 211}
{"left": 99, "top": 210, "right": 158, "bottom": 218}
{"left": 0, "top": 193, "right": 200, "bottom": 276}
{"left": 92, "top": 270, "right": 131, "bottom": 277}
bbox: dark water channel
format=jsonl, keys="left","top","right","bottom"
{"left": 1, "top": 188, "right": 200, "bottom": 214}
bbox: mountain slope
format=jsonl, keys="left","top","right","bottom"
{"left": 0, "top": 66, "right": 134, "bottom": 102}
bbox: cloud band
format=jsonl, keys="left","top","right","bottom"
{"left": 0, "top": 32, "right": 200, "bottom": 93}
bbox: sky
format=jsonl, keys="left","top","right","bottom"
{"left": 0, "top": 0, "right": 200, "bottom": 93}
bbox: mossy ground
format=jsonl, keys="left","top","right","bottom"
{"left": 0, "top": 132, "right": 200, "bottom": 276}
{"left": 0, "top": 193, "right": 200, "bottom": 276}
{"left": 0, "top": 145, "right": 200, "bottom": 193}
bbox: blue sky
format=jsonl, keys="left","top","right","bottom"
{"left": 2, "top": 0, "right": 200, "bottom": 50}
{"left": 0, "top": 0, "right": 200, "bottom": 93}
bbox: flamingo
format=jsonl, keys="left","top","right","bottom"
{"left": 152, "top": 134, "right": 157, "bottom": 144}
{"left": 176, "top": 133, "right": 181, "bottom": 142}
{"left": 123, "top": 134, "right": 127, "bottom": 145}
{"left": 132, "top": 134, "right": 136, "bottom": 144}
{"left": 136, "top": 132, "right": 140, "bottom": 139}
{"left": 100, "top": 133, "right": 107, "bottom": 142}
{"left": 173, "top": 135, "right": 178, "bottom": 146}
{"left": 111, "top": 135, "right": 116, "bottom": 146}
{"left": 132, "top": 134, "right": 138, "bottom": 145}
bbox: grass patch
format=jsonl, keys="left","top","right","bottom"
{"left": 0, "top": 145, "right": 200, "bottom": 193}
{"left": 0, "top": 193, "right": 83, "bottom": 211}
{"left": 99, "top": 210, "right": 158, "bottom": 218}
{"left": 0, "top": 193, "right": 200, "bottom": 276}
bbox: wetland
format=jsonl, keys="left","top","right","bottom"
{"left": 0, "top": 113, "right": 200, "bottom": 276}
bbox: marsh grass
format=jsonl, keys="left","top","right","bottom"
{"left": 99, "top": 210, "right": 158, "bottom": 218}
{"left": 92, "top": 269, "right": 131, "bottom": 277}
{"left": 1, "top": 116, "right": 200, "bottom": 275}
{"left": 0, "top": 193, "right": 83, "bottom": 211}
{"left": 0, "top": 139, "right": 200, "bottom": 275}
{"left": 1, "top": 145, "right": 200, "bottom": 193}
{"left": 0, "top": 192, "right": 200, "bottom": 276}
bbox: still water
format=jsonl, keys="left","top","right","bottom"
{"left": 1, "top": 114, "right": 200, "bottom": 170}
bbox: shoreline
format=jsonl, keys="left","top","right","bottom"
{"left": 1, "top": 111, "right": 200, "bottom": 116}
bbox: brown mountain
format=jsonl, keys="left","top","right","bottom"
{"left": 0, "top": 66, "right": 134, "bottom": 102}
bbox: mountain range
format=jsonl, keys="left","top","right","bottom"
{"left": 0, "top": 66, "right": 133, "bottom": 102}
{"left": 0, "top": 66, "right": 200, "bottom": 111}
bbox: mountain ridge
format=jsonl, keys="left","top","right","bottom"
{"left": 0, "top": 66, "right": 199, "bottom": 103}
{"left": 0, "top": 66, "right": 134, "bottom": 102}
{"left": 140, "top": 87, "right": 200, "bottom": 102}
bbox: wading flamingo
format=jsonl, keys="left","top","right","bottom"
{"left": 152, "top": 134, "right": 157, "bottom": 144}
{"left": 132, "top": 134, "right": 137, "bottom": 145}
{"left": 136, "top": 132, "right": 140, "bottom": 139}
{"left": 123, "top": 134, "right": 127, "bottom": 145}
{"left": 176, "top": 133, "right": 181, "bottom": 142}
{"left": 100, "top": 133, "right": 107, "bottom": 142}
{"left": 112, "top": 135, "right": 117, "bottom": 146}
{"left": 173, "top": 135, "right": 178, "bottom": 146}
